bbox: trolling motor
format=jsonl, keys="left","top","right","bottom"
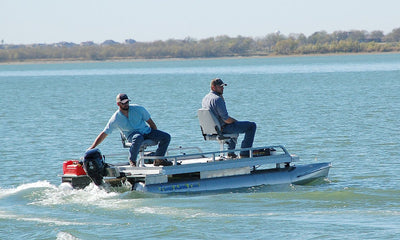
{"left": 83, "top": 148, "right": 106, "bottom": 186}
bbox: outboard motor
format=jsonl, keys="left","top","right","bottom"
{"left": 83, "top": 148, "right": 106, "bottom": 186}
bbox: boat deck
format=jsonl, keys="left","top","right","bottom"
{"left": 106, "top": 145, "right": 296, "bottom": 177}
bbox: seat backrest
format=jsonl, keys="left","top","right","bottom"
{"left": 197, "top": 108, "right": 222, "bottom": 136}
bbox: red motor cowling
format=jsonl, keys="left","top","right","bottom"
{"left": 63, "top": 160, "right": 86, "bottom": 176}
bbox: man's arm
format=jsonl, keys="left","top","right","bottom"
{"left": 88, "top": 132, "right": 108, "bottom": 149}
{"left": 215, "top": 97, "right": 236, "bottom": 124}
{"left": 146, "top": 118, "right": 158, "bottom": 130}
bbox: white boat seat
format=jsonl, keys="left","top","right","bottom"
{"left": 120, "top": 133, "right": 158, "bottom": 149}
{"left": 120, "top": 132, "right": 158, "bottom": 166}
{"left": 197, "top": 108, "right": 238, "bottom": 153}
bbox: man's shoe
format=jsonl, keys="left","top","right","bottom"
{"left": 129, "top": 160, "right": 136, "bottom": 167}
{"left": 154, "top": 159, "right": 173, "bottom": 166}
{"left": 227, "top": 153, "right": 238, "bottom": 159}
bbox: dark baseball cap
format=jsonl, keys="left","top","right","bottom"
{"left": 211, "top": 78, "right": 227, "bottom": 87}
{"left": 116, "top": 93, "right": 130, "bottom": 103}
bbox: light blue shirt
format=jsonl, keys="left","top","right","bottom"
{"left": 103, "top": 104, "right": 151, "bottom": 137}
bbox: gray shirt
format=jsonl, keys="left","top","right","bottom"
{"left": 202, "top": 91, "right": 230, "bottom": 127}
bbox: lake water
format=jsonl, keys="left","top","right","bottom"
{"left": 1, "top": 53, "right": 400, "bottom": 239}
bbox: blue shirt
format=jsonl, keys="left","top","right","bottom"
{"left": 103, "top": 104, "right": 151, "bottom": 137}
{"left": 202, "top": 91, "right": 230, "bottom": 126}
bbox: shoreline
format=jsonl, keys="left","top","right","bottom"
{"left": 1, "top": 51, "right": 399, "bottom": 65}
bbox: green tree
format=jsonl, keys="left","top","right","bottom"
{"left": 308, "top": 31, "right": 331, "bottom": 44}
{"left": 274, "top": 39, "right": 298, "bottom": 54}
{"left": 385, "top": 28, "right": 400, "bottom": 42}
{"left": 347, "top": 30, "right": 367, "bottom": 42}
{"left": 368, "top": 30, "right": 384, "bottom": 42}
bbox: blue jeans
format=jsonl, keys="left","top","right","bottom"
{"left": 222, "top": 121, "right": 256, "bottom": 156}
{"left": 127, "top": 129, "right": 171, "bottom": 163}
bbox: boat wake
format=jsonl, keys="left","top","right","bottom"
{"left": 0, "top": 180, "right": 133, "bottom": 208}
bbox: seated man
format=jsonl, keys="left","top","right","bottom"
{"left": 202, "top": 78, "right": 256, "bottom": 158}
{"left": 88, "top": 93, "right": 172, "bottom": 166}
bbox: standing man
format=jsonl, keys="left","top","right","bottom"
{"left": 88, "top": 93, "right": 172, "bottom": 166}
{"left": 202, "top": 78, "right": 256, "bottom": 158}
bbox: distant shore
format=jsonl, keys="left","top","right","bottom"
{"left": 2, "top": 28, "right": 400, "bottom": 64}
{"left": 1, "top": 51, "right": 399, "bottom": 66}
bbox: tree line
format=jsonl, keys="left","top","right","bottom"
{"left": 1, "top": 28, "right": 400, "bottom": 62}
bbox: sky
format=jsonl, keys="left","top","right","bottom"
{"left": 1, "top": 0, "right": 400, "bottom": 45}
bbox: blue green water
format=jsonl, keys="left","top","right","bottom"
{"left": 1, "top": 54, "right": 400, "bottom": 239}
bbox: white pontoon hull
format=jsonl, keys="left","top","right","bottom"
{"left": 135, "top": 162, "right": 331, "bottom": 193}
